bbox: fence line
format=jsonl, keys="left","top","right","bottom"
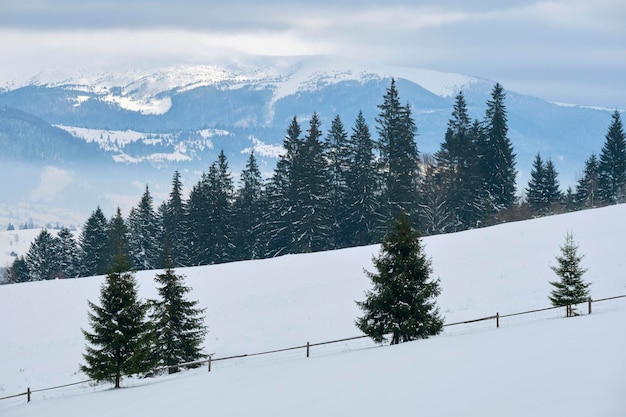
{"left": 3, "top": 293, "right": 626, "bottom": 404}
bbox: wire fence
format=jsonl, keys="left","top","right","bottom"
{"left": 3, "top": 293, "right": 625, "bottom": 404}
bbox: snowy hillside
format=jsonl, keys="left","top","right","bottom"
{"left": 1, "top": 205, "right": 626, "bottom": 416}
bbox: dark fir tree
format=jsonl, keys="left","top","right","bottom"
{"left": 261, "top": 116, "right": 302, "bottom": 258}
{"left": 25, "top": 229, "right": 59, "bottom": 281}
{"left": 56, "top": 227, "right": 81, "bottom": 279}
{"left": 526, "top": 154, "right": 562, "bottom": 213}
{"left": 376, "top": 79, "right": 420, "bottom": 222}
{"left": 356, "top": 212, "right": 443, "bottom": 345}
{"left": 418, "top": 155, "right": 453, "bottom": 235}
{"left": 526, "top": 153, "right": 546, "bottom": 212}
{"left": 344, "top": 111, "right": 384, "bottom": 245}
{"left": 575, "top": 154, "right": 599, "bottom": 209}
{"left": 103, "top": 208, "right": 132, "bottom": 273}
{"left": 160, "top": 171, "right": 188, "bottom": 267}
{"left": 324, "top": 114, "right": 350, "bottom": 249}
{"left": 186, "top": 151, "right": 235, "bottom": 265}
{"left": 79, "top": 207, "right": 109, "bottom": 276}
{"left": 233, "top": 152, "right": 264, "bottom": 260}
{"left": 7, "top": 256, "right": 30, "bottom": 283}
{"left": 543, "top": 159, "right": 563, "bottom": 210}
{"left": 481, "top": 83, "right": 517, "bottom": 208}
{"left": 149, "top": 266, "right": 207, "bottom": 374}
{"left": 207, "top": 150, "right": 236, "bottom": 263}
{"left": 548, "top": 232, "right": 590, "bottom": 316}
{"left": 290, "top": 112, "right": 332, "bottom": 253}
{"left": 434, "top": 92, "right": 484, "bottom": 231}
{"left": 186, "top": 172, "right": 212, "bottom": 266}
{"left": 81, "top": 255, "right": 154, "bottom": 388}
{"left": 597, "top": 111, "right": 626, "bottom": 204}
{"left": 127, "top": 185, "right": 160, "bottom": 271}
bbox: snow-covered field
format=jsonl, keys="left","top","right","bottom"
{"left": 1, "top": 205, "right": 626, "bottom": 416}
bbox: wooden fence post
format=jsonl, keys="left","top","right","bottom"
{"left": 207, "top": 356, "right": 211, "bottom": 373}
{"left": 588, "top": 298, "right": 592, "bottom": 315}
{"left": 27, "top": 387, "right": 30, "bottom": 403}
{"left": 496, "top": 312, "right": 499, "bottom": 328}
{"left": 306, "top": 342, "right": 310, "bottom": 358}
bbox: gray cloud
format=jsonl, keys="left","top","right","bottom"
{"left": 1, "top": 0, "right": 624, "bottom": 108}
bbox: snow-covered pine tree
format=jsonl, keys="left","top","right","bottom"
{"left": 56, "top": 227, "right": 81, "bottom": 278}
{"left": 81, "top": 254, "right": 154, "bottom": 387}
{"left": 127, "top": 185, "right": 160, "bottom": 271}
{"left": 25, "top": 229, "right": 60, "bottom": 281}
{"left": 548, "top": 232, "right": 590, "bottom": 316}
{"left": 7, "top": 255, "right": 30, "bottom": 283}
{"left": 160, "top": 170, "right": 188, "bottom": 267}
{"left": 149, "top": 266, "right": 207, "bottom": 374}
{"left": 356, "top": 211, "right": 443, "bottom": 344}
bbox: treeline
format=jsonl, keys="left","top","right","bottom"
{"left": 5, "top": 80, "right": 626, "bottom": 282}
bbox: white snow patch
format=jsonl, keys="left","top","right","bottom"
{"left": 241, "top": 135, "right": 284, "bottom": 158}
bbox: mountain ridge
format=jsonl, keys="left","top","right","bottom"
{"left": 0, "top": 55, "right": 620, "bottom": 227}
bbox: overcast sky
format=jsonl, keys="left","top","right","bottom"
{"left": 1, "top": 0, "right": 624, "bottom": 108}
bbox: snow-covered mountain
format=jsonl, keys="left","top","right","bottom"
{"left": 0, "top": 55, "right": 620, "bottom": 227}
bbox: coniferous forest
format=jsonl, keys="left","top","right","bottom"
{"left": 5, "top": 80, "right": 626, "bottom": 283}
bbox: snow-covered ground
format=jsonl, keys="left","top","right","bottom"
{"left": 1, "top": 205, "right": 626, "bottom": 416}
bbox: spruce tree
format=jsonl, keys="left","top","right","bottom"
{"left": 161, "top": 171, "right": 188, "bottom": 267}
{"left": 127, "top": 185, "right": 160, "bottom": 271}
{"left": 25, "top": 229, "right": 60, "bottom": 281}
{"left": 324, "top": 114, "right": 350, "bottom": 249}
{"left": 79, "top": 207, "right": 109, "bottom": 276}
{"left": 597, "top": 111, "right": 626, "bottom": 204}
{"left": 356, "top": 211, "right": 443, "bottom": 345}
{"left": 7, "top": 256, "right": 30, "bottom": 283}
{"left": 208, "top": 150, "right": 236, "bottom": 263}
{"left": 376, "top": 79, "right": 420, "bottom": 223}
{"left": 418, "top": 155, "right": 454, "bottom": 235}
{"left": 186, "top": 151, "right": 235, "bottom": 265}
{"left": 526, "top": 154, "right": 546, "bottom": 212}
{"left": 526, "top": 154, "right": 563, "bottom": 213}
{"left": 186, "top": 172, "right": 212, "bottom": 266}
{"left": 543, "top": 159, "right": 563, "bottom": 209}
{"left": 103, "top": 208, "right": 132, "bottom": 273}
{"left": 81, "top": 255, "right": 154, "bottom": 388}
{"left": 344, "top": 111, "right": 384, "bottom": 245}
{"left": 548, "top": 232, "right": 590, "bottom": 316}
{"left": 56, "top": 227, "right": 81, "bottom": 278}
{"left": 262, "top": 116, "right": 302, "bottom": 257}
{"left": 290, "top": 112, "right": 332, "bottom": 253}
{"left": 233, "top": 152, "right": 264, "bottom": 260}
{"left": 482, "top": 83, "right": 517, "bottom": 208}
{"left": 149, "top": 267, "right": 207, "bottom": 374}
{"left": 575, "top": 154, "right": 599, "bottom": 209}
{"left": 434, "top": 92, "right": 484, "bottom": 230}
